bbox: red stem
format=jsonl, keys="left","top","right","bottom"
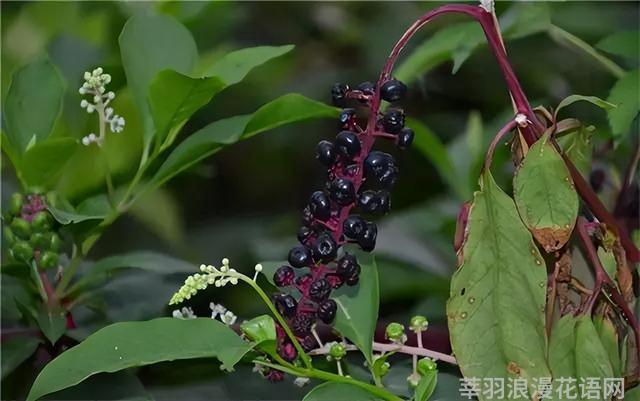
{"left": 482, "top": 119, "right": 518, "bottom": 174}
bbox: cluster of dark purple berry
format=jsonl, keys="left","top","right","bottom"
{"left": 270, "top": 77, "right": 413, "bottom": 366}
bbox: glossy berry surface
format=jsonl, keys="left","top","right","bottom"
{"left": 359, "top": 222, "right": 378, "bottom": 252}
{"left": 273, "top": 265, "right": 295, "bottom": 287}
{"left": 331, "top": 83, "right": 349, "bottom": 107}
{"left": 397, "top": 127, "right": 414, "bottom": 150}
{"left": 380, "top": 78, "right": 407, "bottom": 102}
{"left": 274, "top": 294, "right": 298, "bottom": 317}
{"left": 312, "top": 232, "right": 338, "bottom": 262}
{"left": 318, "top": 299, "right": 337, "bottom": 324}
{"left": 336, "top": 254, "right": 360, "bottom": 278}
{"left": 291, "top": 313, "right": 314, "bottom": 336}
{"left": 339, "top": 108, "right": 356, "bottom": 126}
{"left": 364, "top": 151, "right": 398, "bottom": 188}
{"left": 335, "top": 131, "right": 361, "bottom": 158}
{"left": 309, "top": 278, "right": 332, "bottom": 302}
{"left": 309, "top": 191, "right": 331, "bottom": 221}
{"left": 381, "top": 108, "right": 405, "bottom": 134}
{"left": 343, "top": 215, "right": 366, "bottom": 239}
{"left": 297, "top": 226, "right": 313, "bottom": 243}
{"left": 316, "top": 140, "right": 336, "bottom": 166}
{"left": 329, "top": 178, "right": 356, "bottom": 206}
{"left": 357, "top": 81, "right": 375, "bottom": 95}
{"left": 288, "top": 245, "right": 312, "bottom": 268}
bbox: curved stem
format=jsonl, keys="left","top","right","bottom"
{"left": 482, "top": 119, "right": 519, "bottom": 174}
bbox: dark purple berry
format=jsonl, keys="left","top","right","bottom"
{"left": 273, "top": 266, "right": 295, "bottom": 287}
{"left": 378, "top": 165, "right": 398, "bottom": 188}
{"left": 318, "top": 299, "right": 337, "bottom": 324}
{"left": 309, "top": 191, "right": 331, "bottom": 221}
{"left": 397, "top": 127, "right": 414, "bottom": 150}
{"left": 343, "top": 215, "right": 366, "bottom": 239}
{"left": 346, "top": 274, "right": 360, "bottom": 286}
{"left": 364, "top": 151, "right": 398, "bottom": 188}
{"left": 381, "top": 108, "right": 405, "bottom": 134}
{"left": 335, "top": 131, "right": 361, "bottom": 158}
{"left": 332, "top": 83, "right": 349, "bottom": 107}
{"left": 357, "top": 81, "right": 375, "bottom": 95}
{"left": 312, "top": 232, "right": 337, "bottom": 262}
{"left": 358, "top": 222, "right": 377, "bottom": 252}
{"left": 267, "top": 370, "right": 285, "bottom": 382}
{"left": 291, "top": 313, "right": 314, "bottom": 336}
{"left": 288, "top": 245, "right": 312, "bottom": 268}
{"left": 278, "top": 342, "right": 298, "bottom": 362}
{"left": 336, "top": 254, "right": 360, "bottom": 278}
{"left": 329, "top": 178, "right": 355, "bottom": 206}
{"left": 339, "top": 108, "right": 356, "bottom": 126}
{"left": 316, "top": 140, "right": 336, "bottom": 166}
{"left": 302, "top": 205, "right": 313, "bottom": 225}
{"left": 380, "top": 79, "right": 407, "bottom": 102}
{"left": 297, "top": 226, "right": 314, "bottom": 243}
{"left": 300, "top": 335, "right": 318, "bottom": 352}
{"left": 309, "top": 278, "right": 332, "bottom": 302}
{"left": 274, "top": 294, "right": 298, "bottom": 317}
{"left": 359, "top": 190, "right": 390, "bottom": 214}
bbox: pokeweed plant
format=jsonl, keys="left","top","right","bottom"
{"left": 17, "top": 2, "right": 640, "bottom": 401}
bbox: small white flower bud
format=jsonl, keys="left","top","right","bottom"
{"left": 88, "top": 133, "right": 97, "bottom": 141}
{"left": 86, "top": 104, "right": 95, "bottom": 113}
{"left": 80, "top": 99, "right": 89, "bottom": 108}
{"left": 79, "top": 87, "right": 86, "bottom": 94}
{"left": 222, "top": 258, "right": 230, "bottom": 266}
{"left": 93, "top": 95, "right": 101, "bottom": 103}
{"left": 107, "top": 91, "right": 115, "bottom": 100}
{"left": 94, "top": 67, "right": 103, "bottom": 75}
{"left": 81, "top": 136, "right": 91, "bottom": 146}
{"left": 84, "top": 71, "right": 91, "bottom": 80}
{"left": 254, "top": 264, "right": 263, "bottom": 273}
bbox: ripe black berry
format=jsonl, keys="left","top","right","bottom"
{"left": 297, "top": 226, "right": 313, "bottom": 243}
{"left": 364, "top": 151, "right": 398, "bottom": 188}
{"left": 329, "top": 178, "right": 355, "bottom": 206}
{"left": 274, "top": 294, "right": 298, "bottom": 317}
{"left": 381, "top": 108, "right": 405, "bottom": 134}
{"left": 278, "top": 342, "right": 298, "bottom": 362}
{"left": 273, "top": 265, "right": 295, "bottom": 287}
{"left": 318, "top": 299, "right": 337, "bottom": 324}
{"left": 316, "top": 140, "right": 336, "bottom": 166}
{"left": 335, "top": 131, "right": 361, "bottom": 158}
{"left": 380, "top": 79, "right": 407, "bottom": 102}
{"left": 302, "top": 205, "right": 313, "bottom": 225}
{"left": 291, "top": 313, "right": 314, "bottom": 336}
{"left": 358, "top": 222, "right": 377, "bottom": 252}
{"left": 288, "top": 245, "right": 312, "bottom": 268}
{"left": 343, "top": 215, "right": 366, "bottom": 239}
{"left": 332, "top": 83, "right": 350, "bottom": 107}
{"left": 357, "top": 81, "right": 375, "bottom": 95}
{"left": 300, "top": 335, "right": 318, "bottom": 352}
{"left": 346, "top": 274, "right": 360, "bottom": 286}
{"left": 309, "top": 191, "right": 331, "bottom": 221}
{"left": 309, "top": 278, "right": 332, "bottom": 302}
{"left": 359, "top": 190, "right": 391, "bottom": 214}
{"left": 312, "top": 232, "right": 338, "bottom": 262}
{"left": 336, "top": 254, "right": 360, "bottom": 278}
{"left": 339, "top": 108, "right": 356, "bottom": 126}
{"left": 397, "top": 127, "right": 414, "bottom": 150}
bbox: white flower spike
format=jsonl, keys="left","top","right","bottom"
{"left": 78, "top": 67, "right": 125, "bottom": 147}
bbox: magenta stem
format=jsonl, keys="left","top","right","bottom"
{"left": 482, "top": 119, "right": 518, "bottom": 174}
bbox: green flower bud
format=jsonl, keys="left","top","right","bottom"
{"left": 10, "top": 218, "right": 31, "bottom": 239}
{"left": 30, "top": 232, "right": 49, "bottom": 249}
{"left": 385, "top": 322, "right": 406, "bottom": 343}
{"left": 417, "top": 357, "right": 437, "bottom": 376}
{"left": 48, "top": 233, "right": 62, "bottom": 252}
{"left": 40, "top": 251, "right": 59, "bottom": 269}
{"left": 379, "top": 361, "right": 390, "bottom": 377}
{"left": 10, "top": 193, "right": 24, "bottom": 214}
{"left": 31, "top": 212, "right": 51, "bottom": 232}
{"left": 3, "top": 227, "right": 16, "bottom": 245}
{"left": 329, "top": 342, "right": 346, "bottom": 360}
{"left": 12, "top": 240, "right": 34, "bottom": 262}
{"left": 410, "top": 315, "right": 429, "bottom": 332}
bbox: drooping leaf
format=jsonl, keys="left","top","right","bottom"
{"left": 554, "top": 94, "right": 615, "bottom": 119}
{"left": 513, "top": 131, "right": 579, "bottom": 252}
{"left": 149, "top": 93, "right": 339, "bottom": 190}
{"left": 448, "top": 172, "right": 550, "bottom": 400}
{"left": 303, "top": 382, "right": 378, "bottom": 401}
{"left": 27, "top": 318, "right": 254, "bottom": 401}
{"left": 203, "top": 45, "right": 294, "bottom": 85}
{"left": 415, "top": 370, "right": 438, "bottom": 401}
{"left": 333, "top": 255, "right": 379, "bottom": 365}
{"left": 36, "top": 308, "right": 67, "bottom": 345}
{"left": 557, "top": 125, "right": 594, "bottom": 176}
{"left": 596, "top": 31, "right": 639, "bottom": 61}
{"left": 1, "top": 336, "right": 40, "bottom": 379}
{"left": 4, "top": 59, "right": 65, "bottom": 153}
{"left": 19, "top": 137, "right": 79, "bottom": 188}
{"left": 607, "top": 69, "right": 640, "bottom": 140}
{"left": 47, "top": 206, "right": 106, "bottom": 225}
{"left": 119, "top": 14, "right": 197, "bottom": 146}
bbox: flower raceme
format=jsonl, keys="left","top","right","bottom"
{"left": 78, "top": 68, "right": 125, "bottom": 146}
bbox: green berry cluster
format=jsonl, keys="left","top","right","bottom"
{"left": 3, "top": 192, "right": 62, "bottom": 269}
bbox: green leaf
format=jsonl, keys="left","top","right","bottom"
{"left": 447, "top": 172, "right": 550, "bottom": 399}
{"left": 557, "top": 125, "right": 594, "bottom": 176}
{"left": 44, "top": 371, "right": 151, "bottom": 401}
{"left": 303, "top": 382, "right": 378, "bottom": 401}
{"left": 149, "top": 69, "right": 225, "bottom": 149}
{"left": 4, "top": 59, "right": 65, "bottom": 153}
{"left": 240, "top": 315, "right": 276, "bottom": 343}
{"left": 119, "top": 14, "right": 197, "bottom": 146}
{"left": 597, "top": 247, "right": 618, "bottom": 281}
{"left": 333, "top": 255, "right": 379, "bottom": 365}
{"left": 149, "top": 93, "right": 339, "bottom": 189}
{"left": 596, "top": 31, "right": 639, "bottom": 61}
{"left": 593, "top": 316, "right": 622, "bottom": 377}
{"left": 36, "top": 308, "right": 67, "bottom": 345}
{"left": 47, "top": 206, "right": 106, "bottom": 225}
{"left": 27, "top": 318, "right": 254, "bottom": 401}
{"left": 415, "top": 370, "right": 438, "bottom": 401}
{"left": 501, "top": 2, "right": 550, "bottom": 40}
{"left": 129, "top": 188, "right": 185, "bottom": 246}
{"left": 204, "top": 45, "right": 295, "bottom": 85}
{"left": 575, "top": 316, "right": 614, "bottom": 383}
{"left": 554, "top": 94, "right": 615, "bottom": 120}
{"left": 607, "top": 69, "right": 640, "bottom": 139}
{"left": 1, "top": 336, "right": 40, "bottom": 379}
{"left": 548, "top": 315, "right": 578, "bottom": 377}
{"left": 513, "top": 131, "right": 579, "bottom": 252}
{"left": 19, "top": 137, "right": 79, "bottom": 189}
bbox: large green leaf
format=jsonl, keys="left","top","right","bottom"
{"left": 1, "top": 336, "right": 40, "bottom": 379}
{"left": 119, "top": 14, "right": 197, "bottom": 145}
{"left": 596, "top": 31, "right": 639, "bottom": 61}
{"left": 4, "top": 59, "right": 65, "bottom": 153}
{"left": 333, "top": 255, "right": 379, "bottom": 365}
{"left": 513, "top": 131, "right": 579, "bottom": 252}
{"left": 303, "top": 382, "right": 378, "bottom": 401}
{"left": 27, "top": 318, "right": 254, "bottom": 401}
{"left": 149, "top": 93, "right": 339, "bottom": 189}
{"left": 448, "top": 172, "right": 550, "bottom": 400}
{"left": 593, "top": 316, "right": 622, "bottom": 378}
{"left": 204, "top": 45, "right": 294, "bottom": 85}
{"left": 607, "top": 69, "right": 640, "bottom": 140}
{"left": 415, "top": 370, "right": 438, "bottom": 401}
{"left": 36, "top": 308, "right": 67, "bottom": 345}
{"left": 548, "top": 315, "right": 578, "bottom": 378}
{"left": 19, "top": 137, "right": 79, "bottom": 188}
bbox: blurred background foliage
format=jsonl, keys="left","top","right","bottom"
{"left": 1, "top": 1, "right": 638, "bottom": 400}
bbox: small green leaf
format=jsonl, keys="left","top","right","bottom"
{"left": 333, "top": 254, "right": 379, "bottom": 365}
{"left": 27, "top": 318, "right": 254, "bottom": 401}
{"left": 240, "top": 315, "right": 276, "bottom": 343}
{"left": 593, "top": 316, "right": 622, "bottom": 377}
{"left": 597, "top": 247, "right": 618, "bottom": 281}
{"left": 19, "top": 137, "right": 79, "bottom": 189}
{"left": 513, "top": 131, "right": 579, "bottom": 252}
{"left": 415, "top": 370, "right": 438, "bottom": 401}
{"left": 36, "top": 308, "right": 67, "bottom": 345}
{"left": 557, "top": 125, "right": 594, "bottom": 176}
{"left": 119, "top": 14, "right": 197, "bottom": 146}
{"left": 596, "top": 31, "right": 639, "bottom": 61}
{"left": 554, "top": 94, "right": 616, "bottom": 120}
{"left": 204, "top": 45, "right": 295, "bottom": 85}
{"left": 47, "top": 206, "right": 106, "bottom": 225}
{"left": 149, "top": 93, "right": 339, "bottom": 190}
{"left": 607, "top": 69, "right": 640, "bottom": 140}
{"left": 1, "top": 336, "right": 40, "bottom": 379}
{"left": 303, "top": 382, "right": 378, "bottom": 401}
{"left": 4, "top": 59, "right": 65, "bottom": 153}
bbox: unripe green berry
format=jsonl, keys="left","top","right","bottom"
{"left": 48, "top": 233, "right": 62, "bottom": 252}
{"left": 31, "top": 212, "right": 51, "bottom": 232}
{"left": 417, "top": 358, "right": 437, "bottom": 375}
{"left": 410, "top": 315, "right": 429, "bottom": 332}
{"left": 385, "top": 322, "right": 405, "bottom": 343}
{"left": 10, "top": 193, "right": 24, "bottom": 214}
{"left": 407, "top": 372, "right": 421, "bottom": 389}
{"left": 40, "top": 252, "right": 59, "bottom": 269}
{"left": 379, "top": 361, "right": 390, "bottom": 377}
{"left": 30, "top": 232, "right": 49, "bottom": 249}
{"left": 4, "top": 227, "right": 16, "bottom": 245}
{"left": 12, "top": 240, "right": 34, "bottom": 262}
{"left": 10, "top": 218, "right": 31, "bottom": 239}
{"left": 329, "top": 342, "right": 346, "bottom": 360}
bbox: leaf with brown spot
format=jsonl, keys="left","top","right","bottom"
{"left": 513, "top": 130, "right": 579, "bottom": 252}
